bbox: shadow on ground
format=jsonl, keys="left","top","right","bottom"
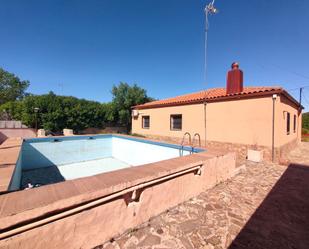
{"left": 229, "top": 163, "right": 309, "bottom": 249}
{"left": 21, "top": 166, "right": 65, "bottom": 189}
{"left": 0, "top": 132, "right": 8, "bottom": 144}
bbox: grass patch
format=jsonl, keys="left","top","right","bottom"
{"left": 302, "top": 136, "right": 309, "bottom": 142}
{"left": 131, "top": 133, "right": 146, "bottom": 138}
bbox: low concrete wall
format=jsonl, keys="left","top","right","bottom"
{"left": 79, "top": 127, "right": 128, "bottom": 135}
{"left": 0, "top": 137, "right": 237, "bottom": 249}
{"left": 0, "top": 129, "right": 36, "bottom": 144}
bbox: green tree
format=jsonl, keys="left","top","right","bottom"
{"left": 0, "top": 68, "right": 29, "bottom": 105}
{"left": 303, "top": 112, "right": 309, "bottom": 131}
{"left": 111, "top": 82, "right": 153, "bottom": 131}
{"left": 0, "top": 91, "right": 109, "bottom": 133}
{"left": 0, "top": 101, "right": 23, "bottom": 120}
{"left": 0, "top": 82, "right": 153, "bottom": 134}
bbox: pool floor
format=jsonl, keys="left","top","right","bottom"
{"left": 21, "top": 157, "right": 130, "bottom": 189}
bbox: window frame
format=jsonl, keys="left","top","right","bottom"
{"left": 293, "top": 114, "right": 297, "bottom": 133}
{"left": 286, "top": 112, "right": 290, "bottom": 135}
{"left": 170, "top": 114, "right": 182, "bottom": 131}
{"left": 142, "top": 115, "right": 150, "bottom": 129}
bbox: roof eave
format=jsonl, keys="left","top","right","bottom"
{"left": 280, "top": 90, "right": 303, "bottom": 109}
{"left": 133, "top": 90, "right": 291, "bottom": 110}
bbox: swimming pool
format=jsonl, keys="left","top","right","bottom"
{"left": 10, "top": 135, "right": 202, "bottom": 190}
{"left": 0, "top": 136, "right": 237, "bottom": 248}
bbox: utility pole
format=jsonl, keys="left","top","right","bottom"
{"left": 34, "top": 107, "right": 39, "bottom": 134}
{"left": 300, "top": 87, "right": 303, "bottom": 105}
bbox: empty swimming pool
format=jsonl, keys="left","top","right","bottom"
{"left": 10, "top": 135, "right": 202, "bottom": 190}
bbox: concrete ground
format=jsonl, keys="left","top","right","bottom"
{"left": 94, "top": 143, "right": 309, "bottom": 249}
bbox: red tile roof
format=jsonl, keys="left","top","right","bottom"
{"left": 133, "top": 86, "right": 299, "bottom": 109}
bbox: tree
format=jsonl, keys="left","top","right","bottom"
{"left": 0, "top": 82, "right": 153, "bottom": 134}
{"left": 0, "top": 91, "right": 109, "bottom": 133}
{"left": 0, "top": 101, "right": 23, "bottom": 120}
{"left": 0, "top": 68, "right": 29, "bottom": 105}
{"left": 303, "top": 112, "right": 309, "bottom": 131}
{"left": 111, "top": 82, "right": 153, "bottom": 131}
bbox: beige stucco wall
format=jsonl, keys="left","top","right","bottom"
{"left": 206, "top": 97, "right": 273, "bottom": 147}
{"left": 132, "top": 95, "right": 301, "bottom": 149}
{"left": 275, "top": 95, "right": 302, "bottom": 147}
{"left": 132, "top": 104, "right": 205, "bottom": 142}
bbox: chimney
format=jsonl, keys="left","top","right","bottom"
{"left": 226, "top": 62, "right": 243, "bottom": 94}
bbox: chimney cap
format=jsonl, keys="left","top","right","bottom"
{"left": 231, "top": 62, "right": 239, "bottom": 69}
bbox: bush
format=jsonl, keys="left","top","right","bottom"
{"left": 0, "top": 92, "right": 109, "bottom": 132}
{"left": 303, "top": 112, "right": 309, "bottom": 130}
{"left": 0, "top": 82, "right": 153, "bottom": 133}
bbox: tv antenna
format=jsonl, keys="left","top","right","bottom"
{"left": 204, "top": 0, "right": 219, "bottom": 83}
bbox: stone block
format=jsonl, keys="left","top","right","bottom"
{"left": 247, "top": 149, "right": 263, "bottom": 162}
{"left": 63, "top": 129, "right": 74, "bottom": 136}
{"left": 37, "top": 129, "right": 46, "bottom": 137}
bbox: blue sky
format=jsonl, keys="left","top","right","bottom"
{"left": 0, "top": 0, "right": 309, "bottom": 109}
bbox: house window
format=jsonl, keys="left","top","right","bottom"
{"left": 286, "top": 112, "right": 290, "bottom": 135}
{"left": 170, "top": 114, "right": 182, "bottom": 131}
{"left": 293, "top": 114, "right": 297, "bottom": 133}
{"left": 142, "top": 116, "right": 150, "bottom": 129}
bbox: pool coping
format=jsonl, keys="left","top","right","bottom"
{"left": 0, "top": 153, "right": 227, "bottom": 230}
{"left": 0, "top": 134, "right": 223, "bottom": 230}
{"left": 0, "top": 138, "right": 23, "bottom": 193}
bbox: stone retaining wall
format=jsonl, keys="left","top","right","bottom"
{"left": 136, "top": 134, "right": 299, "bottom": 164}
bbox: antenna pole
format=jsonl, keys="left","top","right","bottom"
{"left": 204, "top": 0, "right": 218, "bottom": 85}
{"left": 204, "top": 11, "right": 209, "bottom": 84}
{"left": 203, "top": 1, "right": 218, "bottom": 148}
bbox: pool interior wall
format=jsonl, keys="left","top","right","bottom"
{"left": 10, "top": 135, "right": 199, "bottom": 191}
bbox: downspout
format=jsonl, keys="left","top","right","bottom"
{"left": 204, "top": 101, "right": 207, "bottom": 147}
{"left": 272, "top": 94, "right": 277, "bottom": 162}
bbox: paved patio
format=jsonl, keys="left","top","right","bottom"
{"left": 286, "top": 142, "right": 309, "bottom": 165}
{"left": 95, "top": 143, "right": 309, "bottom": 249}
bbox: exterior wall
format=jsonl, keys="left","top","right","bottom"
{"left": 275, "top": 95, "right": 302, "bottom": 147}
{"left": 206, "top": 97, "right": 273, "bottom": 147}
{"left": 132, "top": 96, "right": 274, "bottom": 147}
{"left": 132, "top": 95, "right": 302, "bottom": 162}
{"left": 132, "top": 104, "right": 205, "bottom": 141}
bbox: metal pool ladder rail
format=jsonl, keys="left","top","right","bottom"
{"left": 192, "top": 133, "right": 201, "bottom": 153}
{"left": 180, "top": 132, "right": 192, "bottom": 156}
